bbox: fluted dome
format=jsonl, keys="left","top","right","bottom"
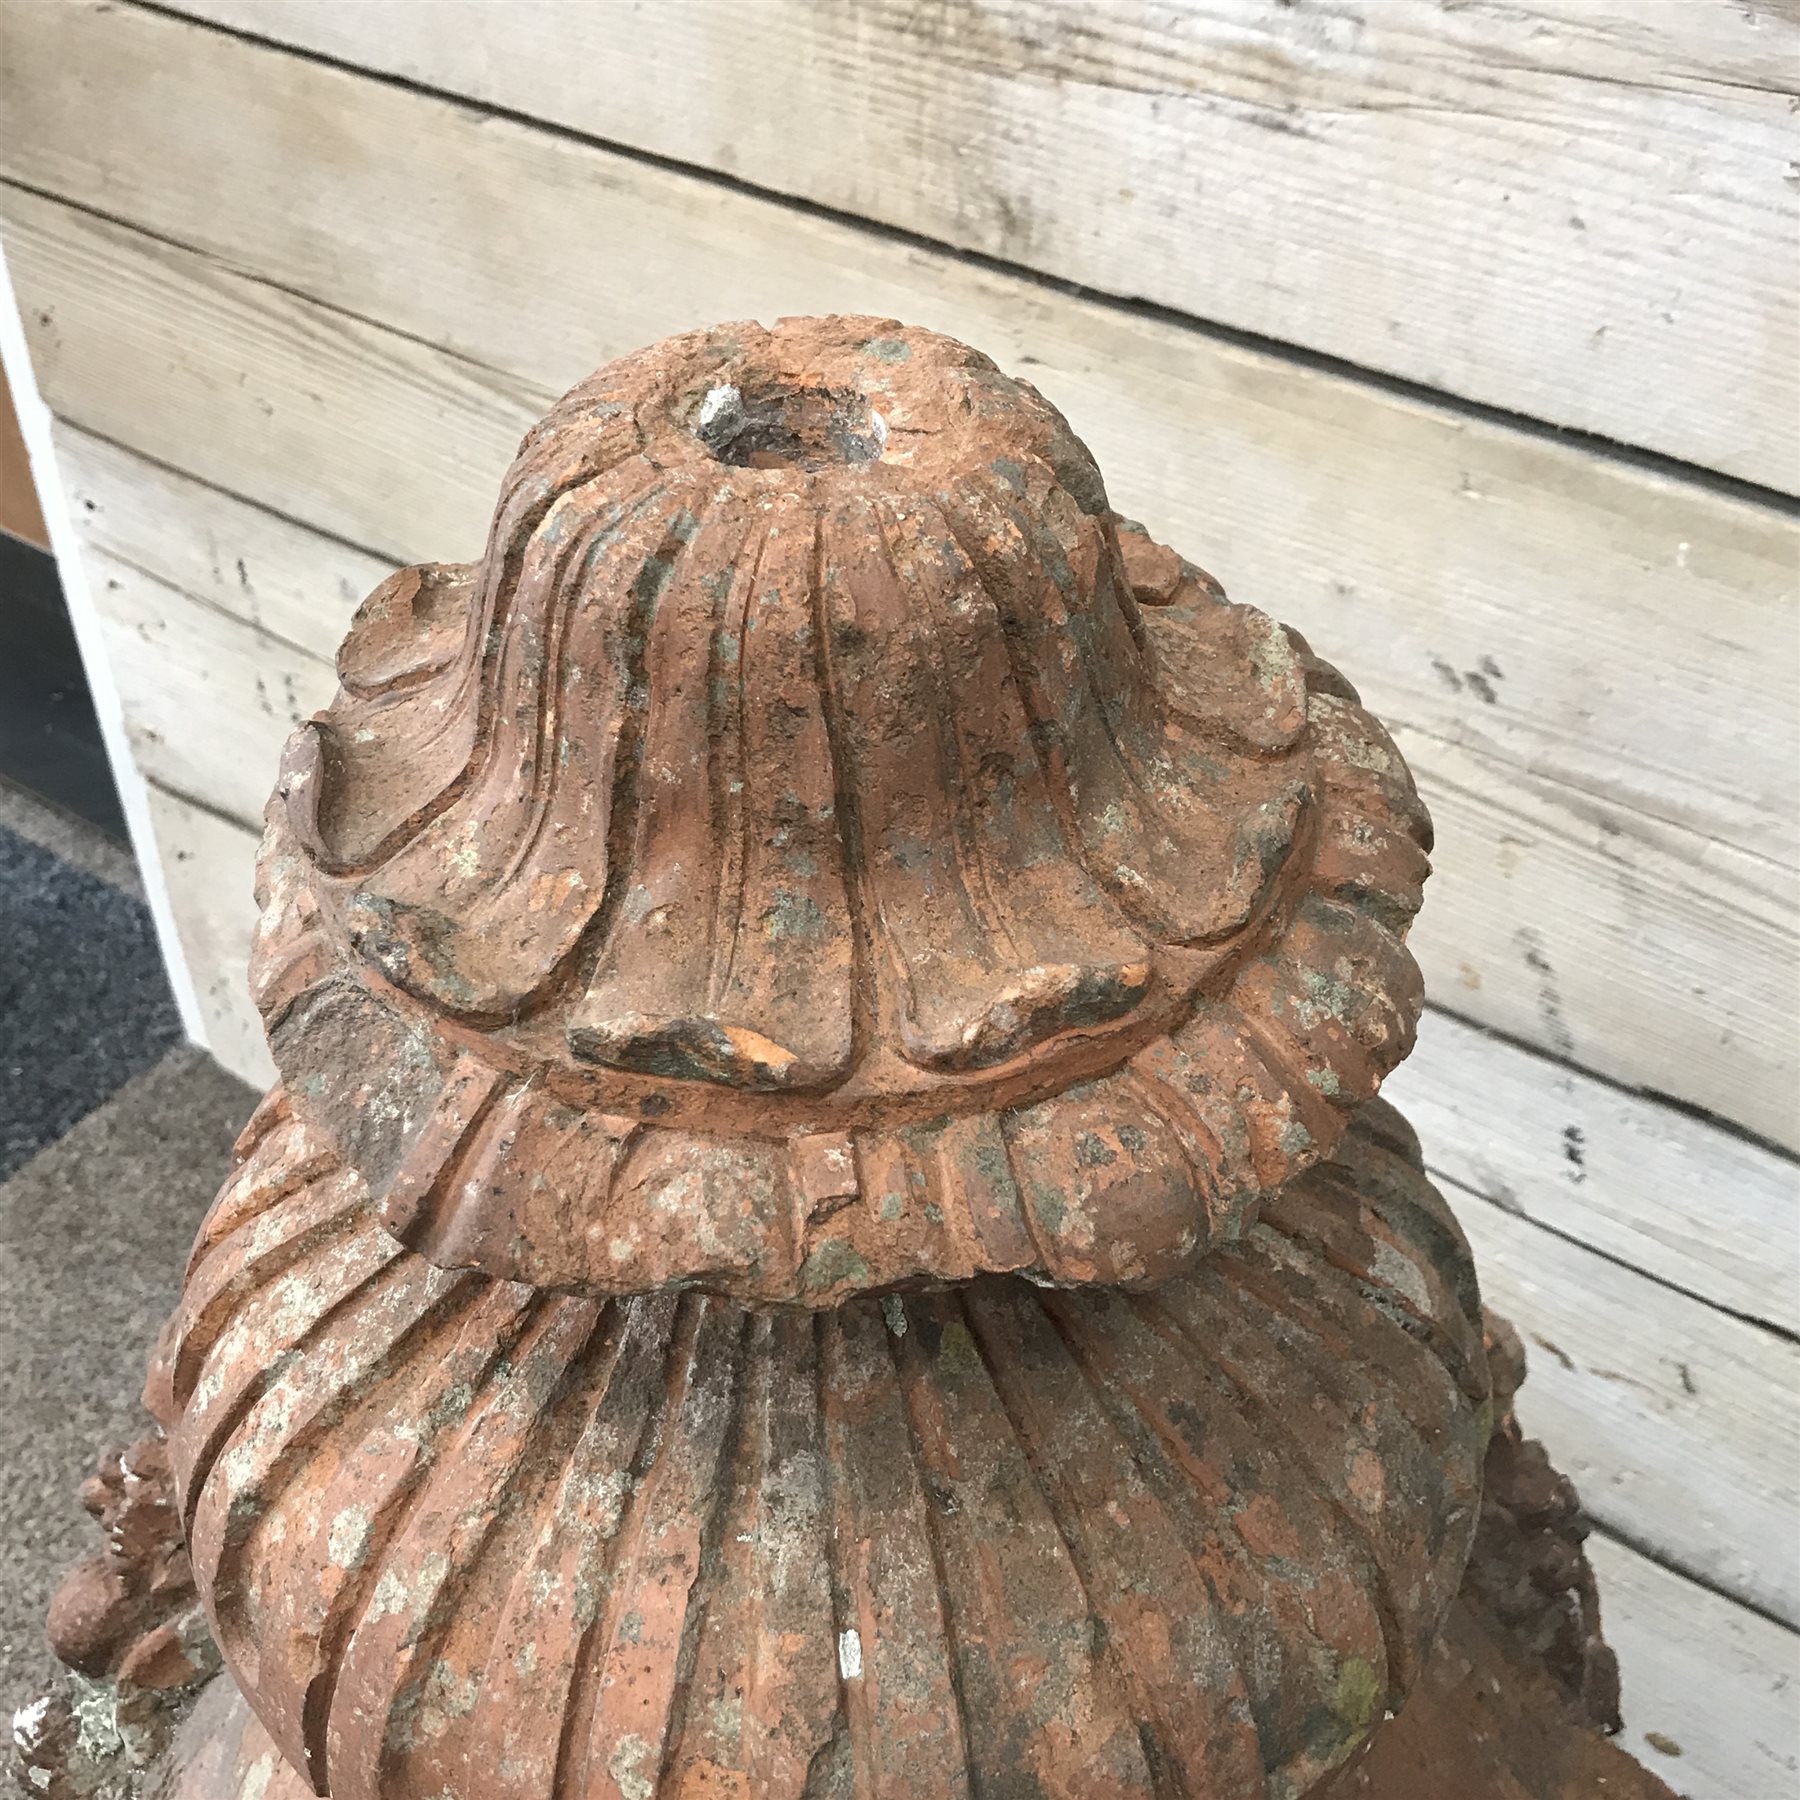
{"left": 151, "top": 1096, "right": 1486, "bottom": 1800}
{"left": 253, "top": 317, "right": 1432, "bottom": 1305}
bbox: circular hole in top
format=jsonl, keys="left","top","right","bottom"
{"left": 695, "top": 379, "right": 887, "bottom": 470}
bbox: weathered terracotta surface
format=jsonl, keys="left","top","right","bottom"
{"left": 21, "top": 1281, "right": 1666, "bottom": 1800}
{"left": 157, "top": 1614, "right": 1680, "bottom": 1800}
{"left": 55, "top": 316, "right": 1668, "bottom": 1799}
{"left": 11, "top": 1431, "right": 219, "bottom": 1799}
{"left": 1463, "top": 1313, "right": 1624, "bottom": 1735}
{"left": 45, "top": 1434, "right": 199, "bottom": 1685}
{"left": 1312, "top": 1319, "right": 1667, "bottom": 1798}
{"left": 255, "top": 317, "right": 1432, "bottom": 1306}
{"left": 150, "top": 1098, "right": 1486, "bottom": 1800}
{"left": 152, "top": 1415, "right": 1679, "bottom": 1800}
{"left": 1311, "top": 1608, "right": 1674, "bottom": 1800}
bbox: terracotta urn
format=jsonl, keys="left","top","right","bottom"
{"left": 15, "top": 317, "right": 1673, "bottom": 1800}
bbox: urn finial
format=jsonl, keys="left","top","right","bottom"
{"left": 253, "top": 318, "right": 1432, "bottom": 1307}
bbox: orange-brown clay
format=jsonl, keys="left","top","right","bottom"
{"left": 254, "top": 317, "right": 1431, "bottom": 1306}
{"left": 110, "top": 318, "right": 1666, "bottom": 1800}
{"left": 153, "top": 1099, "right": 1486, "bottom": 1800}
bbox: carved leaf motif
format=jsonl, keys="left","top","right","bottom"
{"left": 255, "top": 317, "right": 1436, "bottom": 1303}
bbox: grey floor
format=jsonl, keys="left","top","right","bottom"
{"left": 0, "top": 782, "right": 256, "bottom": 1723}
{"left": 0, "top": 797, "right": 181, "bottom": 1180}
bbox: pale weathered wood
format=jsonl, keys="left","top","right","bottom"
{"left": 128, "top": 0, "right": 1800, "bottom": 490}
{"left": 1463, "top": 1192, "right": 1800, "bottom": 1625}
{"left": 142, "top": 782, "right": 275, "bottom": 1091}
{"left": 56, "top": 427, "right": 392, "bottom": 662}
{"left": 9, "top": 181, "right": 1792, "bottom": 1142}
{"left": 0, "top": 187, "right": 535, "bottom": 565}
{"left": 1386, "top": 731, "right": 1798, "bottom": 1154}
{"left": 84, "top": 545, "right": 338, "bottom": 828}
{"left": 1591, "top": 1533, "right": 1800, "bottom": 1800}
{"left": 4, "top": 1, "right": 1795, "bottom": 870}
{"left": 0, "top": 237, "right": 209, "bottom": 1045}
{"left": 1387, "top": 1009, "right": 1800, "bottom": 1334}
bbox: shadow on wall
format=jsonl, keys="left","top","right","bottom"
{"left": 0, "top": 364, "right": 122, "bottom": 835}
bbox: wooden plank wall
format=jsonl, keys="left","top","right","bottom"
{"left": 2, "top": 3, "right": 1795, "bottom": 1792}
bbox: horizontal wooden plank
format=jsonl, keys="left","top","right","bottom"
{"left": 4, "top": 2, "right": 1795, "bottom": 870}
{"left": 58, "top": 430, "right": 391, "bottom": 661}
{"left": 1591, "top": 1533, "right": 1800, "bottom": 1800}
{"left": 85, "top": 545, "right": 337, "bottom": 828}
{"left": 1387, "top": 736, "right": 1798, "bottom": 1153}
{"left": 1462, "top": 1192, "right": 1800, "bottom": 1625}
{"left": 0, "top": 233, "right": 210, "bottom": 1047}
{"left": 1387, "top": 1009, "right": 1800, "bottom": 1334}
{"left": 143, "top": 782, "right": 275, "bottom": 1092}
{"left": 4, "top": 189, "right": 535, "bottom": 564}
{"left": 125, "top": 0, "right": 1800, "bottom": 488}
{"left": 11, "top": 190, "right": 1793, "bottom": 1143}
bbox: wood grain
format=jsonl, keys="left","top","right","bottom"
{"left": 0, "top": 236, "right": 210, "bottom": 1045}
{"left": 143, "top": 783, "right": 275, "bottom": 1091}
{"left": 1387, "top": 1008, "right": 1800, "bottom": 1334}
{"left": 1591, "top": 1533, "right": 1800, "bottom": 1800}
{"left": 1465, "top": 1192, "right": 1800, "bottom": 1625}
{"left": 125, "top": 0, "right": 1800, "bottom": 490}
{"left": 15, "top": 156, "right": 1794, "bottom": 1141}
{"left": 60, "top": 432, "right": 390, "bottom": 662}
{"left": 85, "top": 543, "right": 336, "bottom": 829}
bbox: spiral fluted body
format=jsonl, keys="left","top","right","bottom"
{"left": 155, "top": 1099, "right": 1485, "bottom": 1800}
{"left": 253, "top": 318, "right": 1432, "bottom": 1307}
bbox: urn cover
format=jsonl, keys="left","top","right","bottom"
{"left": 253, "top": 317, "right": 1433, "bottom": 1308}
{"left": 155, "top": 317, "right": 1485, "bottom": 1800}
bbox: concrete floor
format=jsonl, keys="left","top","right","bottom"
{"left": 0, "top": 803, "right": 182, "bottom": 1181}
{"left": 0, "top": 782, "right": 256, "bottom": 1724}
